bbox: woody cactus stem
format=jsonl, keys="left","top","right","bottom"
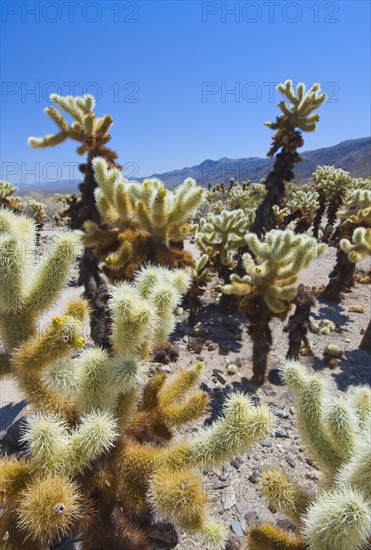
{"left": 29, "top": 94, "right": 121, "bottom": 348}
{"left": 359, "top": 318, "right": 371, "bottom": 350}
{"left": 250, "top": 81, "right": 326, "bottom": 237}
{"left": 284, "top": 284, "right": 315, "bottom": 359}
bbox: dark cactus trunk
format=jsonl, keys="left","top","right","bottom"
{"left": 284, "top": 284, "right": 315, "bottom": 359}
{"left": 313, "top": 194, "right": 326, "bottom": 238}
{"left": 322, "top": 249, "right": 356, "bottom": 300}
{"left": 250, "top": 129, "right": 304, "bottom": 237}
{"left": 242, "top": 296, "right": 273, "bottom": 385}
{"left": 360, "top": 318, "right": 371, "bottom": 350}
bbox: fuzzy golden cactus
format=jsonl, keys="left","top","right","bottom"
{"left": 28, "top": 94, "right": 114, "bottom": 158}
{"left": 249, "top": 360, "right": 371, "bottom": 550}
{"left": 1, "top": 220, "right": 274, "bottom": 549}
{"left": 0, "top": 209, "right": 82, "bottom": 351}
{"left": 82, "top": 157, "right": 203, "bottom": 281}
{"left": 0, "top": 181, "right": 25, "bottom": 212}
{"left": 251, "top": 81, "right": 326, "bottom": 236}
{"left": 223, "top": 230, "right": 325, "bottom": 383}
{"left": 323, "top": 186, "right": 371, "bottom": 300}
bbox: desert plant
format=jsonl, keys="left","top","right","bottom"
{"left": 0, "top": 209, "right": 82, "bottom": 356}
{"left": 312, "top": 165, "right": 354, "bottom": 238}
{"left": 340, "top": 226, "right": 371, "bottom": 349}
{"left": 29, "top": 94, "right": 119, "bottom": 230}
{"left": 323, "top": 188, "right": 371, "bottom": 300}
{"left": 83, "top": 157, "right": 203, "bottom": 281}
{"left": 29, "top": 94, "right": 122, "bottom": 349}
{"left": 0, "top": 181, "right": 25, "bottom": 212}
{"left": 223, "top": 230, "right": 325, "bottom": 383}
{"left": 195, "top": 208, "right": 255, "bottom": 283}
{"left": 283, "top": 190, "right": 320, "bottom": 233}
{"left": 250, "top": 81, "right": 326, "bottom": 236}
{"left": 0, "top": 213, "right": 275, "bottom": 548}
{"left": 246, "top": 360, "right": 371, "bottom": 550}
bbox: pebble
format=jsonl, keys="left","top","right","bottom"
{"left": 285, "top": 454, "right": 296, "bottom": 468}
{"left": 230, "top": 457, "right": 243, "bottom": 470}
{"left": 260, "top": 439, "right": 273, "bottom": 448}
{"left": 216, "top": 372, "right": 227, "bottom": 385}
{"left": 230, "top": 521, "right": 244, "bottom": 537}
{"left": 248, "top": 469, "right": 261, "bottom": 483}
{"left": 222, "top": 486, "right": 237, "bottom": 510}
{"left": 274, "top": 429, "right": 290, "bottom": 439}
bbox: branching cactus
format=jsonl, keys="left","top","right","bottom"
{"left": 247, "top": 360, "right": 371, "bottom": 550}
{"left": 82, "top": 157, "right": 203, "bottom": 281}
{"left": 29, "top": 94, "right": 120, "bottom": 230}
{"left": 0, "top": 209, "right": 82, "bottom": 355}
{"left": 196, "top": 208, "right": 255, "bottom": 282}
{"left": 0, "top": 220, "right": 274, "bottom": 548}
{"left": 312, "top": 165, "right": 354, "bottom": 238}
{"left": 0, "top": 181, "right": 25, "bottom": 212}
{"left": 223, "top": 230, "right": 325, "bottom": 383}
{"left": 323, "top": 188, "right": 371, "bottom": 300}
{"left": 186, "top": 253, "right": 215, "bottom": 324}
{"left": 283, "top": 190, "right": 320, "bottom": 233}
{"left": 250, "top": 81, "right": 326, "bottom": 236}
{"left": 340, "top": 226, "right": 371, "bottom": 350}
{"left": 29, "top": 94, "right": 122, "bottom": 349}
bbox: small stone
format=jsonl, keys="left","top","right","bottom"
{"left": 230, "top": 457, "right": 243, "bottom": 470}
{"left": 230, "top": 520, "right": 244, "bottom": 537}
{"left": 216, "top": 372, "right": 227, "bottom": 385}
{"left": 260, "top": 439, "right": 272, "bottom": 448}
{"left": 274, "top": 429, "right": 289, "bottom": 439}
{"left": 208, "top": 343, "right": 218, "bottom": 351}
{"left": 285, "top": 454, "right": 295, "bottom": 468}
{"left": 222, "top": 486, "right": 237, "bottom": 510}
{"left": 249, "top": 469, "right": 261, "bottom": 483}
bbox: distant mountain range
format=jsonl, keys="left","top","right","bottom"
{"left": 17, "top": 137, "right": 370, "bottom": 195}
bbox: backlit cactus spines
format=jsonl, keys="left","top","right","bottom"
{"left": 28, "top": 94, "right": 114, "bottom": 157}
{"left": 338, "top": 188, "right": 371, "bottom": 226}
{"left": 0, "top": 209, "right": 82, "bottom": 352}
{"left": 286, "top": 190, "right": 320, "bottom": 216}
{"left": 83, "top": 157, "right": 203, "bottom": 280}
{"left": 302, "top": 487, "right": 370, "bottom": 550}
{"left": 251, "top": 81, "right": 326, "bottom": 236}
{"left": 222, "top": 230, "right": 325, "bottom": 383}
{"left": 0, "top": 180, "right": 25, "bottom": 212}
{"left": 340, "top": 226, "right": 371, "bottom": 263}
{"left": 196, "top": 209, "right": 254, "bottom": 280}
{"left": 253, "top": 360, "right": 371, "bottom": 550}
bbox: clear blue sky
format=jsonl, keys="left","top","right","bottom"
{"left": 1, "top": 0, "right": 370, "bottom": 184}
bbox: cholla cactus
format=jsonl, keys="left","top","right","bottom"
{"left": 28, "top": 199, "right": 48, "bottom": 231}
{"left": 223, "top": 230, "right": 325, "bottom": 383}
{"left": 187, "top": 253, "right": 215, "bottom": 324}
{"left": 312, "top": 165, "right": 355, "bottom": 238}
{"left": 247, "top": 360, "right": 371, "bottom": 550}
{"left": 282, "top": 190, "right": 320, "bottom": 233}
{"left": 195, "top": 209, "right": 254, "bottom": 281}
{"left": 0, "top": 209, "right": 82, "bottom": 352}
{"left": 340, "top": 226, "right": 371, "bottom": 350}
{"left": 1, "top": 214, "right": 274, "bottom": 548}
{"left": 28, "top": 94, "right": 114, "bottom": 158}
{"left": 340, "top": 226, "right": 371, "bottom": 263}
{"left": 250, "top": 81, "right": 326, "bottom": 236}
{"left": 226, "top": 182, "right": 267, "bottom": 212}
{"left": 83, "top": 157, "right": 203, "bottom": 281}
{"left": 0, "top": 181, "right": 25, "bottom": 212}
{"left": 323, "top": 187, "right": 371, "bottom": 300}
{"left": 338, "top": 189, "right": 371, "bottom": 226}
